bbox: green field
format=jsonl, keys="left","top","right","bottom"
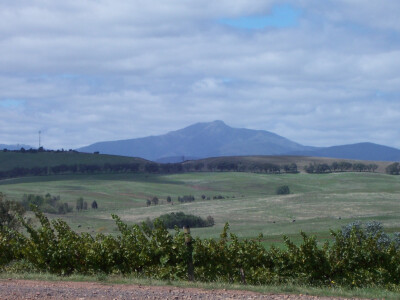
{"left": 1, "top": 172, "right": 399, "bottom": 245}
{"left": 0, "top": 151, "right": 148, "bottom": 172}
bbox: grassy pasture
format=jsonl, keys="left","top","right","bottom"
{"left": 0, "top": 172, "right": 399, "bottom": 245}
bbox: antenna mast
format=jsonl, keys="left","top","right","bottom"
{"left": 38, "top": 131, "right": 41, "bottom": 149}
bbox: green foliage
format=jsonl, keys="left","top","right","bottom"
{"left": 22, "top": 193, "right": 72, "bottom": 214}
{"left": 304, "top": 161, "right": 378, "bottom": 174}
{"left": 153, "top": 212, "right": 214, "bottom": 229}
{"left": 76, "top": 197, "right": 84, "bottom": 211}
{"left": 0, "top": 193, "right": 25, "bottom": 230}
{"left": 276, "top": 185, "right": 290, "bottom": 195}
{"left": 1, "top": 208, "right": 400, "bottom": 288}
{"left": 178, "top": 195, "right": 195, "bottom": 203}
{"left": 386, "top": 162, "right": 400, "bottom": 175}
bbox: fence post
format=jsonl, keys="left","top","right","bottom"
{"left": 183, "top": 225, "right": 194, "bottom": 281}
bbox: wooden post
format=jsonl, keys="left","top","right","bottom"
{"left": 183, "top": 226, "right": 194, "bottom": 281}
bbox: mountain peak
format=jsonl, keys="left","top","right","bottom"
{"left": 210, "top": 120, "right": 227, "bottom": 126}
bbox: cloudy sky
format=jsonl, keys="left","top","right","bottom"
{"left": 1, "top": 0, "right": 400, "bottom": 149}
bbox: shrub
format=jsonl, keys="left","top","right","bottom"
{"left": 276, "top": 185, "right": 290, "bottom": 195}
{"left": 154, "top": 212, "right": 214, "bottom": 229}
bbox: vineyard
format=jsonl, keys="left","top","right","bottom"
{"left": 1, "top": 208, "right": 400, "bottom": 289}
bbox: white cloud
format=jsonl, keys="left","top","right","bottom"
{"left": 0, "top": 0, "right": 399, "bottom": 149}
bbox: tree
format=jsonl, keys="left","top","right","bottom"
{"left": 146, "top": 199, "right": 151, "bottom": 206}
{"left": 206, "top": 215, "right": 215, "bottom": 226}
{"left": 76, "top": 197, "right": 84, "bottom": 211}
{"left": 386, "top": 162, "right": 400, "bottom": 175}
{"left": 151, "top": 197, "right": 159, "bottom": 205}
{"left": 0, "top": 193, "right": 25, "bottom": 230}
{"left": 331, "top": 162, "right": 339, "bottom": 172}
{"left": 166, "top": 196, "right": 172, "bottom": 203}
{"left": 369, "top": 164, "right": 378, "bottom": 172}
{"left": 91, "top": 200, "right": 98, "bottom": 209}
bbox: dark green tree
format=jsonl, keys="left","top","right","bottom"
{"left": 76, "top": 197, "right": 84, "bottom": 211}
{"left": 91, "top": 200, "right": 98, "bottom": 209}
{"left": 151, "top": 196, "right": 159, "bottom": 205}
{"left": 0, "top": 193, "right": 25, "bottom": 230}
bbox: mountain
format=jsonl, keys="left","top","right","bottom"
{"left": 78, "top": 120, "right": 315, "bottom": 161}
{"left": 290, "top": 142, "right": 400, "bottom": 162}
{"left": 78, "top": 121, "right": 400, "bottom": 162}
{"left": 0, "top": 144, "right": 33, "bottom": 151}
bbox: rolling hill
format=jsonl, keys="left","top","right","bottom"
{"left": 0, "top": 151, "right": 149, "bottom": 172}
{"left": 290, "top": 142, "right": 400, "bottom": 161}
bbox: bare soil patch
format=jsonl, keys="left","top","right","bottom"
{"left": 0, "top": 279, "right": 366, "bottom": 299}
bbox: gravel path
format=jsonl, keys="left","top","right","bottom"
{"left": 0, "top": 279, "right": 366, "bottom": 299}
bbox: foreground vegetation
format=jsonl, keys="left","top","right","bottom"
{"left": 1, "top": 208, "right": 400, "bottom": 291}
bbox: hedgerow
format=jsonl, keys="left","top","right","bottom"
{"left": 1, "top": 208, "right": 400, "bottom": 288}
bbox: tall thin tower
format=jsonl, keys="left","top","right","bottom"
{"left": 38, "top": 131, "right": 41, "bottom": 149}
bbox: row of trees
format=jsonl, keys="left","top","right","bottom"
{"left": 1, "top": 209, "right": 400, "bottom": 287}
{"left": 76, "top": 198, "right": 98, "bottom": 211}
{"left": 3, "top": 147, "right": 78, "bottom": 154}
{"left": 20, "top": 194, "right": 98, "bottom": 214}
{"left": 0, "top": 161, "right": 299, "bottom": 180}
{"left": 146, "top": 194, "right": 236, "bottom": 207}
{"left": 304, "top": 162, "right": 378, "bottom": 174}
{"left": 205, "top": 162, "right": 298, "bottom": 173}
{"left": 0, "top": 163, "right": 142, "bottom": 179}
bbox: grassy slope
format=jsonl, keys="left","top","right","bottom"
{"left": 0, "top": 151, "right": 148, "bottom": 171}
{"left": 1, "top": 172, "right": 399, "bottom": 245}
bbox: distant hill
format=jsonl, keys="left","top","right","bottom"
{"left": 78, "top": 121, "right": 400, "bottom": 162}
{"left": 0, "top": 151, "right": 149, "bottom": 172}
{"left": 78, "top": 120, "right": 315, "bottom": 161}
{"left": 290, "top": 143, "right": 400, "bottom": 162}
{"left": 0, "top": 144, "right": 33, "bottom": 151}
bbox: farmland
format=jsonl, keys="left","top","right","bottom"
{"left": 1, "top": 171, "right": 399, "bottom": 245}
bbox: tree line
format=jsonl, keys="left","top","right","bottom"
{"left": 2, "top": 147, "right": 78, "bottom": 154}
{"left": 0, "top": 163, "right": 142, "bottom": 180}
{"left": 304, "top": 161, "right": 378, "bottom": 174}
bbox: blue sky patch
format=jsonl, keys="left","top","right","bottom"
{"left": 219, "top": 4, "right": 300, "bottom": 30}
{"left": 0, "top": 99, "right": 25, "bottom": 108}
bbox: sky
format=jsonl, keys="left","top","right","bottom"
{"left": 1, "top": 0, "right": 400, "bottom": 150}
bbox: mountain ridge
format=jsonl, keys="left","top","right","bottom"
{"left": 77, "top": 121, "right": 400, "bottom": 162}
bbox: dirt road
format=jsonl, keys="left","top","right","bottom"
{"left": 0, "top": 279, "right": 366, "bottom": 299}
